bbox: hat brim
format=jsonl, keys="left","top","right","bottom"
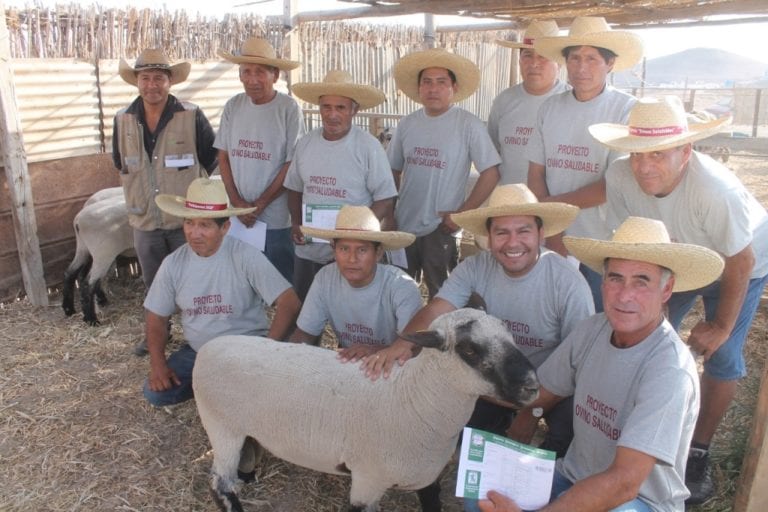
{"left": 300, "top": 226, "right": 415, "bottom": 251}
{"left": 495, "top": 39, "right": 534, "bottom": 49}
{"left": 155, "top": 194, "right": 257, "bottom": 219}
{"left": 451, "top": 203, "right": 579, "bottom": 238}
{"left": 118, "top": 59, "right": 191, "bottom": 86}
{"left": 217, "top": 49, "right": 300, "bottom": 70}
{"left": 534, "top": 32, "right": 644, "bottom": 71}
{"left": 563, "top": 236, "right": 724, "bottom": 292}
{"left": 394, "top": 50, "right": 481, "bottom": 104}
{"left": 589, "top": 116, "right": 730, "bottom": 153}
{"left": 291, "top": 82, "right": 386, "bottom": 110}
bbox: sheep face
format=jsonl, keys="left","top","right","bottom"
{"left": 402, "top": 308, "right": 539, "bottom": 407}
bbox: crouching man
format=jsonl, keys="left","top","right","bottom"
{"left": 142, "top": 178, "right": 301, "bottom": 407}
{"left": 479, "top": 217, "right": 724, "bottom": 512}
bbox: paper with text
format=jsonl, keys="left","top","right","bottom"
{"left": 226, "top": 216, "right": 267, "bottom": 252}
{"left": 303, "top": 204, "right": 343, "bottom": 244}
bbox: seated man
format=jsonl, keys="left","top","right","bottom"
{"left": 142, "top": 178, "right": 301, "bottom": 407}
{"left": 479, "top": 217, "right": 724, "bottom": 512}
{"left": 289, "top": 205, "right": 422, "bottom": 360}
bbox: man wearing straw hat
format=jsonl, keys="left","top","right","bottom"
{"left": 113, "top": 48, "right": 219, "bottom": 355}
{"left": 480, "top": 217, "right": 724, "bottom": 512}
{"left": 526, "top": 16, "right": 643, "bottom": 311}
{"left": 288, "top": 205, "right": 421, "bottom": 362}
{"left": 142, "top": 178, "right": 300, "bottom": 408}
{"left": 592, "top": 95, "right": 768, "bottom": 504}
{"left": 284, "top": 70, "right": 398, "bottom": 301}
{"left": 215, "top": 37, "right": 305, "bottom": 283}
{"left": 490, "top": 20, "right": 569, "bottom": 185}
{"left": 364, "top": 185, "right": 594, "bottom": 458}
{"left": 388, "top": 47, "right": 501, "bottom": 298}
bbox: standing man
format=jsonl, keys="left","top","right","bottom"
{"left": 388, "top": 47, "right": 502, "bottom": 298}
{"left": 490, "top": 20, "right": 568, "bottom": 185}
{"left": 285, "top": 70, "right": 397, "bottom": 301}
{"left": 113, "top": 48, "right": 218, "bottom": 356}
{"left": 479, "top": 217, "right": 724, "bottom": 512}
{"left": 594, "top": 96, "right": 768, "bottom": 504}
{"left": 527, "top": 16, "right": 643, "bottom": 310}
{"left": 216, "top": 38, "right": 305, "bottom": 282}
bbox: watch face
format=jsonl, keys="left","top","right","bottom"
{"left": 532, "top": 407, "right": 544, "bottom": 418}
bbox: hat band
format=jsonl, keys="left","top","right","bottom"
{"left": 629, "top": 125, "right": 686, "bottom": 137}
{"left": 135, "top": 63, "right": 171, "bottom": 70}
{"left": 185, "top": 200, "right": 228, "bottom": 211}
{"left": 523, "top": 37, "right": 535, "bottom": 45}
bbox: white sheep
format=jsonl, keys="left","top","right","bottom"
{"left": 61, "top": 187, "right": 134, "bottom": 325}
{"left": 192, "top": 308, "right": 539, "bottom": 512}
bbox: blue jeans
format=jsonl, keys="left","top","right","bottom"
{"left": 143, "top": 344, "right": 196, "bottom": 406}
{"left": 265, "top": 227, "right": 295, "bottom": 283}
{"left": 579, "top": 263, "right": 603, "bottom": 313}
{"left": 667, "top": 274, "right": 767, "bottom": 380}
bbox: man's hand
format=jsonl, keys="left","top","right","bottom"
{"left": 360, "top": 339, "right": 416, "bottom": 381}
{"left": 231, "top": 196, "right": 258, "bottom": 227}
{"left": 148, "top": 363, "right": 181, "bottom": 392}
{"left": 544, "top": 232, "right": 568, "bottom": 257}
{"left": 291, "top": 224, "right": 306, "bottom": 245}
{"left": 337, "top": 344, "right": 383, "bottom": 363}
{"left": 688, "top": 320, "right": 731, "bottom": 360}
{"left": 478, "top": 490, "right": 523, "bottom": 512}
{"left": 440, "top": 213, "right": 460, "bottom": 235}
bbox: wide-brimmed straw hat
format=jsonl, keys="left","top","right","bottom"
{"left": 450, "top": 184, "right": 579, "bottom": 238}
{"left": 496, "top": 20, "right": 560, "bottom": 50}
{"left": 393, "top": 48, "right": 481, "bottom": 104}
{"left": 119, "top": 49, "right": 191, "bottom": 86}
{"left": 564, "top": 217, "right": 724, "bottom": 292}
{"left": 589, "top": 96, "right": 731, "bottom": 153}
{"left": 291, "top": 70, "right": 386, "bottom": 110}
{"left": 155, "top": 178, "right": 257, "bottom": 219}
{"left": 218, "top": 38, "right": 300, "bottom": 70}
{"left": 300, "top": 205, "right": 415, "bottom": 250}
{"left": 533, "top": 16, "right": 643, "bottom": 71}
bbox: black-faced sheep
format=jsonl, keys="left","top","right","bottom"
{"left": 61, "top": 187, "right": 134, "bottom": 325}
{"left": 192, "top": 308, "right": 539, "bottom": 512}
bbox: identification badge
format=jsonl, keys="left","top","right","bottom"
{"left": 165, "top": 153, "right": 195, "bottom": 167}
{"left": 124, "top": 156, "right": 140, "bottom": 168}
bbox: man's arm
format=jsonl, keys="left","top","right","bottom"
{"left": 505, "top": 387, "right": 564, "bottom": 443}
{"left": 360, "top": 297, "right": 457, "bottom": 380}
{"left": 288, "top": 326, "right": 320, "bottom": 345}
{"left": 546, "top": 178, "right": 606, "bottom": 209}
{"left": 194, "top": 109, "right": 218, "bottom": 174}
{"left": 392, "top": 169, "right": 402, "bottom": 191}
{"left": 442, "top": 166, "right": 500, "bottom": 233}
{"left": 527, "top": 162, "right": 549, "bottom": 200}
{"left": 112, "top": 116, "right": 122, "bottom": 170}
{"left": 145, "top": 310, "right": 178, "bottom": 392}
{"left": 254, "top": 161, "right": 292, "bottom": 213}
{"left": 370, "top": 197, "right": 395, "bottom": 227}
{"left": 218, "top": 149, "right": 259, "bottom": 227}
{"left": 287, "top": 189, "right": 305, "bottom": 245}
{"left": 267, "top": 288, "right": 301, "bottom": 341}
{"left": 688, "top": 244, "right": 754, "bottom": 359}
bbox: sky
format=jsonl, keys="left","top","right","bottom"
{"left": 6, "top": 0, "right": 768, "bottom": 63}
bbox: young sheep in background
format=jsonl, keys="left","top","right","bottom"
{"left": 193, "top": 308, "right": 539, "bottom": 512}
{"left": 62, "top": 187, "right": 134, "bottom": 325}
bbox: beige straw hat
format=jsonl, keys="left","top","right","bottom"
{"left": 291, "top": 70, "right": 386, "bottom": 110}
{"left": 218, "top": 38, "right": 300, "bottom": 70}
{"left": 589, "top": 96, "right": 731, "bottom": 153}
{"left": 155, "top": 178, "right": 257, "bottom": 219}
{"left": 496, "top": 20, "right": 560, "bottom": 50}
{"left": 393, "top": 48, "right": 481, "bottom": 104}
{"left": 450, "top": 184, "right": 579, "bottom": 238}
{"left": 300, "top": 205, "right": 415, "bottom": 250}
{"left": 533, "top": 16, "right": 643, "bottom": 71}
{"left": 119, "top": 49, "right": 191, "bottom": 86}
{"left": 564, "top": 217, "right": 724, "bottom": 292}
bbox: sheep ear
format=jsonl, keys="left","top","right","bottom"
{"left": 399, "top": 329, "right": 446, "bottom": 350}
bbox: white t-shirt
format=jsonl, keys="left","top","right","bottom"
{"left": 436, "top": 250, "right": 594, "bottom": 367}
{"left": 540, "top": 315, "right": 699, "bottom": 511}
{"left": 297, "top": 263, "right": 423, "bottom": 347}
{"left": 388, "top": 106, "right": 501, "bottom": 236}
{"left": 526, "top": 86, "right": 636, "bottom": 239}
{"left": 488, "top": 80, "right": 570, "bottom": 185}
{"left": 214, "top": 92, "right": 305, "bottom": 229}
{"left": 284, "top": 126, "right": 398, "bottom": 263}
{"left": 144, "top": 236, "right": 292, "bottom": 351}
{"left": 606, "top": 151, "right": 768, "bottom": 279}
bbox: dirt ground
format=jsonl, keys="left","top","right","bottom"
{"left": 0, "top": 154, "right": 766, "bottom": 511}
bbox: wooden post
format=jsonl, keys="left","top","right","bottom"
{"left": 424, "top": 14, "right": 435, "bottom": 49}
{"left": 733, "top": 357, "right": 768, "bottom": 511}
{"left": 283, "top": 0, "right": 300, "bottom": 89}
{"left": 751, "top": 88, "right": 762, "bottom": 138}
{"left": 0, "top": 1, "right": 49, "bottom": 305}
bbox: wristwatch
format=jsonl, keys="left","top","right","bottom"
{"left": 532, "top": 407, "right": 544, "bottom": 418}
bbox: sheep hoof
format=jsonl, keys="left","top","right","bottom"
{"left": 210, "top": 485, "right": 244, "bottom": 512}
{"left": 62, "top": 305, "right": 76, "bottom": 316}
{"left": 84, "top": 317, "right": 101, "bottom": 327}
{"left": 237, "top": 469, "right": 256, "bottom": 483}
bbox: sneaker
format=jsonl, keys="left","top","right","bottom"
{"left": 685, "top": 447, "right": 715, "bottom": 505}
{"left": 133, "top": 339, "right": 149, "bottom": 357}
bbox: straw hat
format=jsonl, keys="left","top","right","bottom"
{"left": 450, "top": 184, "right": 579, "bottom": 238}
{"left": 218, "top": 38, "right": 300, "bottom": 70}
{"left": 564, "top": 217, "right": 724, "bottom": 292}
{"left": 300, "top": 205, "right": 415, "bottom": 250}
{"left": 291, "top": 70, "right": 386, "bottom": 110}
{"left": 533, "top": 16, "right": 643, "bottom": 71}
{"left": 119, "top": 49, "right": 191, "bottom": 86}
{"left": 393, "top": 48, "right": 481, "bottom": 104}
{"left": 589, "top": 96, "right": 731, "bottom": 153}
{"left": 496, "top": 20, "right": 560, "bottom": 49}
{"left": 155, "top": 178, "right": 257, "bottom": 219}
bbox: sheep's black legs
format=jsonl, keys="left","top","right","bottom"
{"left": 417, "top": 480, "right": 442, "bottom": 512}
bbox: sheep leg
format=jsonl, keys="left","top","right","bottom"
{"left": 61, "top": 262, "right": 83, "bottom": 316}
{"left": 205, "top": 422, "right": 247, "bottom": 512}
{"left": 348, "top": 474, "right": 383, "bottom": 512}
{"left": 80, "top": 276, "right": 100, "bottom": 326}
{"left": 416, "top": 480, "right": 442, "bottom": 512}
{"left": 93, "top": 280, "right": 108, "bottom": 307}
